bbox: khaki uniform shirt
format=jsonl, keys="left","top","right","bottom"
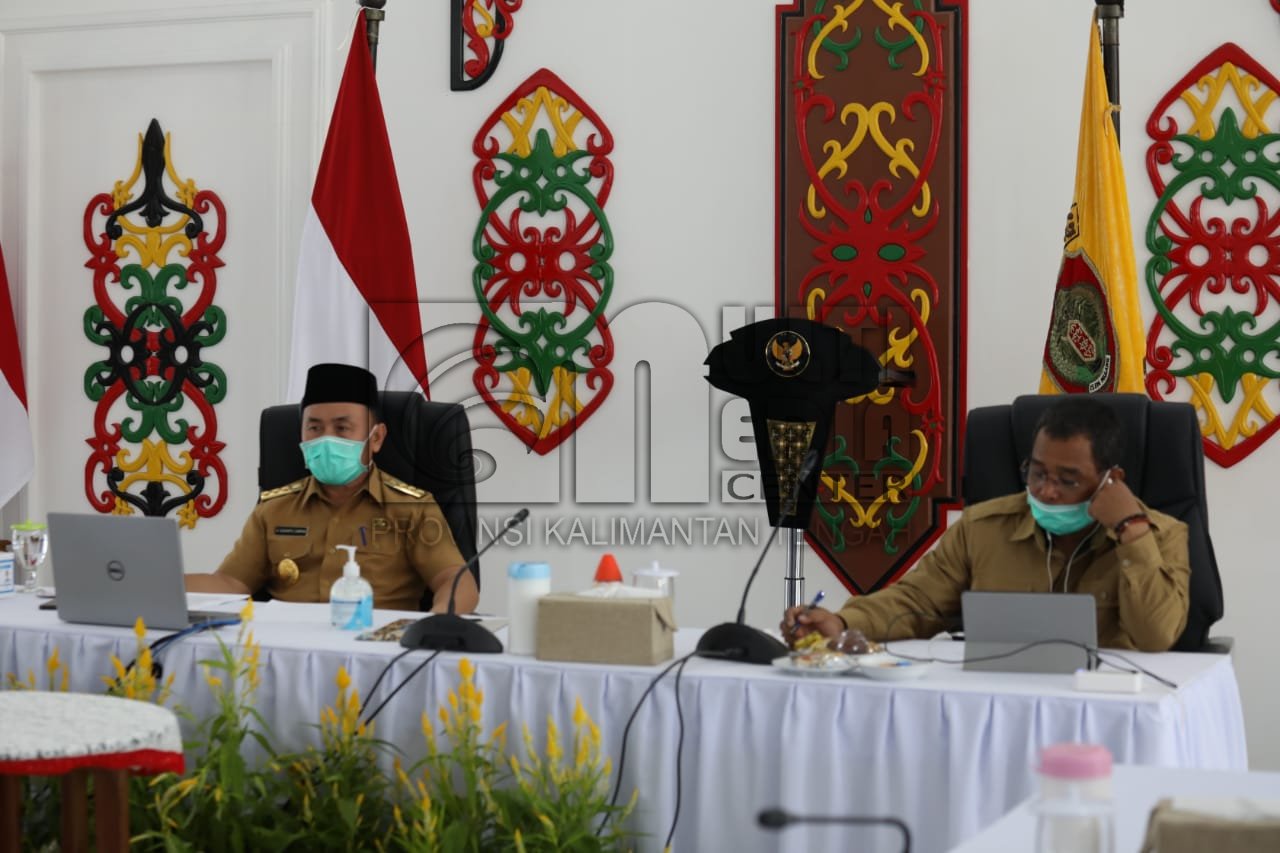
{"left": 216, "top": 466, "right": 465, "bottom": 611}
{"left": 836, "top": 492, "right": 1191, "bottom": 651}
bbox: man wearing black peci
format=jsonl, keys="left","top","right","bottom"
{"left": 783, "top": 396, "right": 1190, "bottom": 652}
{"left": 186, "top": 363, "right": 474, "bottom": 613}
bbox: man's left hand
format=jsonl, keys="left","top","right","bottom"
{"left": 1088, "top": 468, "right": 1144, "bottom": 529}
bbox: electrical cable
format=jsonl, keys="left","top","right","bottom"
{"left": 1094, "top": 650, "right": 1178, "bottom": 689}
{"left": 358, "top": 647, "right": 414, "bottom": 718}
{"left": 362, "top": 649, "right": 443, "bottom": 725}
{"left": 124, "top": 618, "right": 242, "bottom": 678}
{"left": 596, "top": 651, "right": 699, "bottom": 837}
{"left": 664, "top": 653, "right": 693, "bottom": 851}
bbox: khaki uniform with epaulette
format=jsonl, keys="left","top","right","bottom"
{"left": 215, "top": 465, "right": 464, "bottom": 611}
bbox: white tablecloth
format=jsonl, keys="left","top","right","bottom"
{"left": 0, "top": 595, "right": 1247, "bottom": 853}
{"left": 950, "top": 763, "right": 1280, "bottom": 852}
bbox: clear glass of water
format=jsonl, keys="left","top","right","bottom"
{"left": 11, "top": 522, "right": 49, "bottom": 593}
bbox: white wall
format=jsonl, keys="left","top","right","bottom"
{"left": 3, "top": 0, "right": 1278, "bottom": 769}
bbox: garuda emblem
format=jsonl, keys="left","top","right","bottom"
{"left": 765, "top": 331, "right": 811, "bottom": 377}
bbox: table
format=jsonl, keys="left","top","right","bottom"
{"left": 0, "top": 595, "right": 1247, "bottom": 853}
{"left": 949, "top": 763, "right": 1280, "bottom": 851}
{"left": 0, "top": 691, "right": 183, "bottom": 852}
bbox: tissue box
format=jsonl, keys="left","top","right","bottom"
{"left": 1141, "top": 798, "right": 1280, "bottom": 853}
{"left": 536, "top": 594, "right": 676, "bottom": 665}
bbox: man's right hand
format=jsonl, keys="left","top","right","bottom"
{"left": 780, "top": 605, "right": 845, "bottom": 645}
{"left": 184, "top": 572, "right": 251, "bottom": 595}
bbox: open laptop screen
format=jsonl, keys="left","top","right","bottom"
{"left": 961, "top": 591, "right": 1097, "bottom": 674}
{"left": 48, "top": 513, "right": 195, "bottom": 631}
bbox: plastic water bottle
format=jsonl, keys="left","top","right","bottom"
{"left": 0, "top": 550, "right": 14, "bottom": 598}
{"left": 330, "top": 545, "right": 373, "bottom": 631}
{"left": 507, "top": 562, "right": 551, "bottom": 655}
{"left": 1035, "top": 743, "right": 1115, "bottom": 853}
{"left": 632, "top": 560, "right": 678, "bottom": 604}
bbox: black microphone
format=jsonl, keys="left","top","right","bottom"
{"left": 399, "top": 508, "right": 529, "bottom": 653}
{"left": 758, "top": 808, "right": 911, "bottom": 852}
{"left": 696, "top": 448, "right": 820, "bottom": 664}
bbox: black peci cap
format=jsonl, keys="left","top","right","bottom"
{"left": 300, "top": 363, "right": 379, "bottom": 412}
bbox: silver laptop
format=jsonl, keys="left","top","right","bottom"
{"left": 961, "top": 591, "right": 1097, "bottom": 674}
{"left": 48, "top": 513, "right": 236, "bottom": 631}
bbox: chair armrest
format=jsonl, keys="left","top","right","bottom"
{"left": 1200, "top": 635, "right": 1234, "bottom": 654}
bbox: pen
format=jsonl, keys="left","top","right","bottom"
{"left": 789, "top": 590, "right": 825, "bottom": 637}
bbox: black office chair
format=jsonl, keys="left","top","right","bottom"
{"left": 258, "top": 392, "right": 480, "bottom": 607}
{"left": 962, "top": 393, "right": 1226, "bottom": 652}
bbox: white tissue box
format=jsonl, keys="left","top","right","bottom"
{"left": 535, "top": 594, "right": 676, "bottom": 665}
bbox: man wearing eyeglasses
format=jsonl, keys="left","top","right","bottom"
{"left": 783, "top": 396, "right": 1190, "bottom": 652}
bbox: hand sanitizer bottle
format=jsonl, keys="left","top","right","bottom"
{"left": 330, "top": 545, "right": 373, "bottom": 630}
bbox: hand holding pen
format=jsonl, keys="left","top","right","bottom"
{"left": 780, "top": 590, "right": 846, "bottom": 644}
{"left": 786, "top": 590, "right": 825, "bottom": 639}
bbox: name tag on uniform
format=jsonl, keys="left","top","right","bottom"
{"left": 274, "top": 526, "right": 308, "bottom": 536}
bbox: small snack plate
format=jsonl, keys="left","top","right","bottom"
{"left": 854, "top": 653, "right": 932, "bottom": 681}
{"left": 771, "top": 654, "right": 859, "bottom": 677}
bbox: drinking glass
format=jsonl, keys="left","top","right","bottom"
{"left": 11, "top": 521, "right": 49, "bottom": 594}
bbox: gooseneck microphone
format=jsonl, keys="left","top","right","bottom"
{"left": 399, "top": 508, "right": 529, "bottom": 653}
{"left": 758, "top": 808, "right": 911, "bottom": 852}
{"left": 696, "top": 449, "right": 820, "bottom": 664}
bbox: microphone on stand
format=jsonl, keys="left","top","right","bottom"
{"left": 399, "top": 508, "right": 530, "bottom": 653}
{"left": 696, "top": 449, "right": 820, "bottom": 664}
{"left": 758, "top": 808, "right": 911, "bottom": 852}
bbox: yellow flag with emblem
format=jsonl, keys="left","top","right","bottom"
{"left": 1039, "top": 12, "right": 1146, "bottom": 394}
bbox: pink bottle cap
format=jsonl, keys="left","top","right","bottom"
{"left": 1037, "top": 743, "right": 1112, "bottom": 780}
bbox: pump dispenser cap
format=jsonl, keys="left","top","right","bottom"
{"left": 594, "top": 553, "right": 623, "bottom": 583}
{"left": 336, "top": 544, "right": 360, "bottom": 579}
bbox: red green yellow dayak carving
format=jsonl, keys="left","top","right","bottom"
{"left": 1145, "top": 44, "right": 1280, "bottom": 468}
{"left": 471, "top": 69, "right": 615, "bottom": 455}
{"left": 82, "top": 119, "right": 228, "bottom": 526}
{"left": 777, "top": 0, "right": 966, "bottom": 595}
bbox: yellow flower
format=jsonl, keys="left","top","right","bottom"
{"left": 458, "top": 657, "right": 474, "bottom": 680}
{"left": 110, "top": 655, "right": 127, "bottom": 680}
{"left": 46, "top": 647, "right": 60, "bottom": 675}
{"left": 205, "top": 674, "right": 222, "bottom": 689}
{"left": 336, "top": 666, "right": 351, "bottom": 691}
{"left": 134, "top": 617, "right": 147, "bottom": 641}
{"left": 491, "top": 720, "right": 508, "bottom": 745}
{"left": 171, "top": 777, "right": 199, "bottom": 801}
{"left": 572, "top": 697, "right": 587, "bottom": 728}
{"left": 239, "top": 600, "right": 254, "bottom": 622}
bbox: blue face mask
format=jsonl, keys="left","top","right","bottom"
{"left": 300, "top": 435, "right": 369, "bottom": 486}
{"left": 1026, "top": 489, "right": 1095, "bottom": 535}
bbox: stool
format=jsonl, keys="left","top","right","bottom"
{"left": 0, "top": 691, "right": 183, "bottom": 852}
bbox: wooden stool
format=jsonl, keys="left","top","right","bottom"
{"left": 0, "top": 692, "right": 183, "bottom": 852}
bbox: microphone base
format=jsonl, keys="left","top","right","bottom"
{"left": 697, "top": 622, "right": 788, "bottom": 665}
{"left": 399, "top": 614, "right": 503, "bottom": 653}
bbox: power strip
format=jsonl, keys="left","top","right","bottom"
{"left": 1074, "top": 669, "right": 1143, "bottom": 693}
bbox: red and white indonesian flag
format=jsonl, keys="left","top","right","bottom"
{"left": 0, "top": 241, "right": 34, "bottom": 508}
{"left": 286, "top": 14, "right": 429, "bottom": 401}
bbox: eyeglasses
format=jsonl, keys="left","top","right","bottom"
{"left": 1020, "top": 459, "right": 1082, "bottom": 493}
